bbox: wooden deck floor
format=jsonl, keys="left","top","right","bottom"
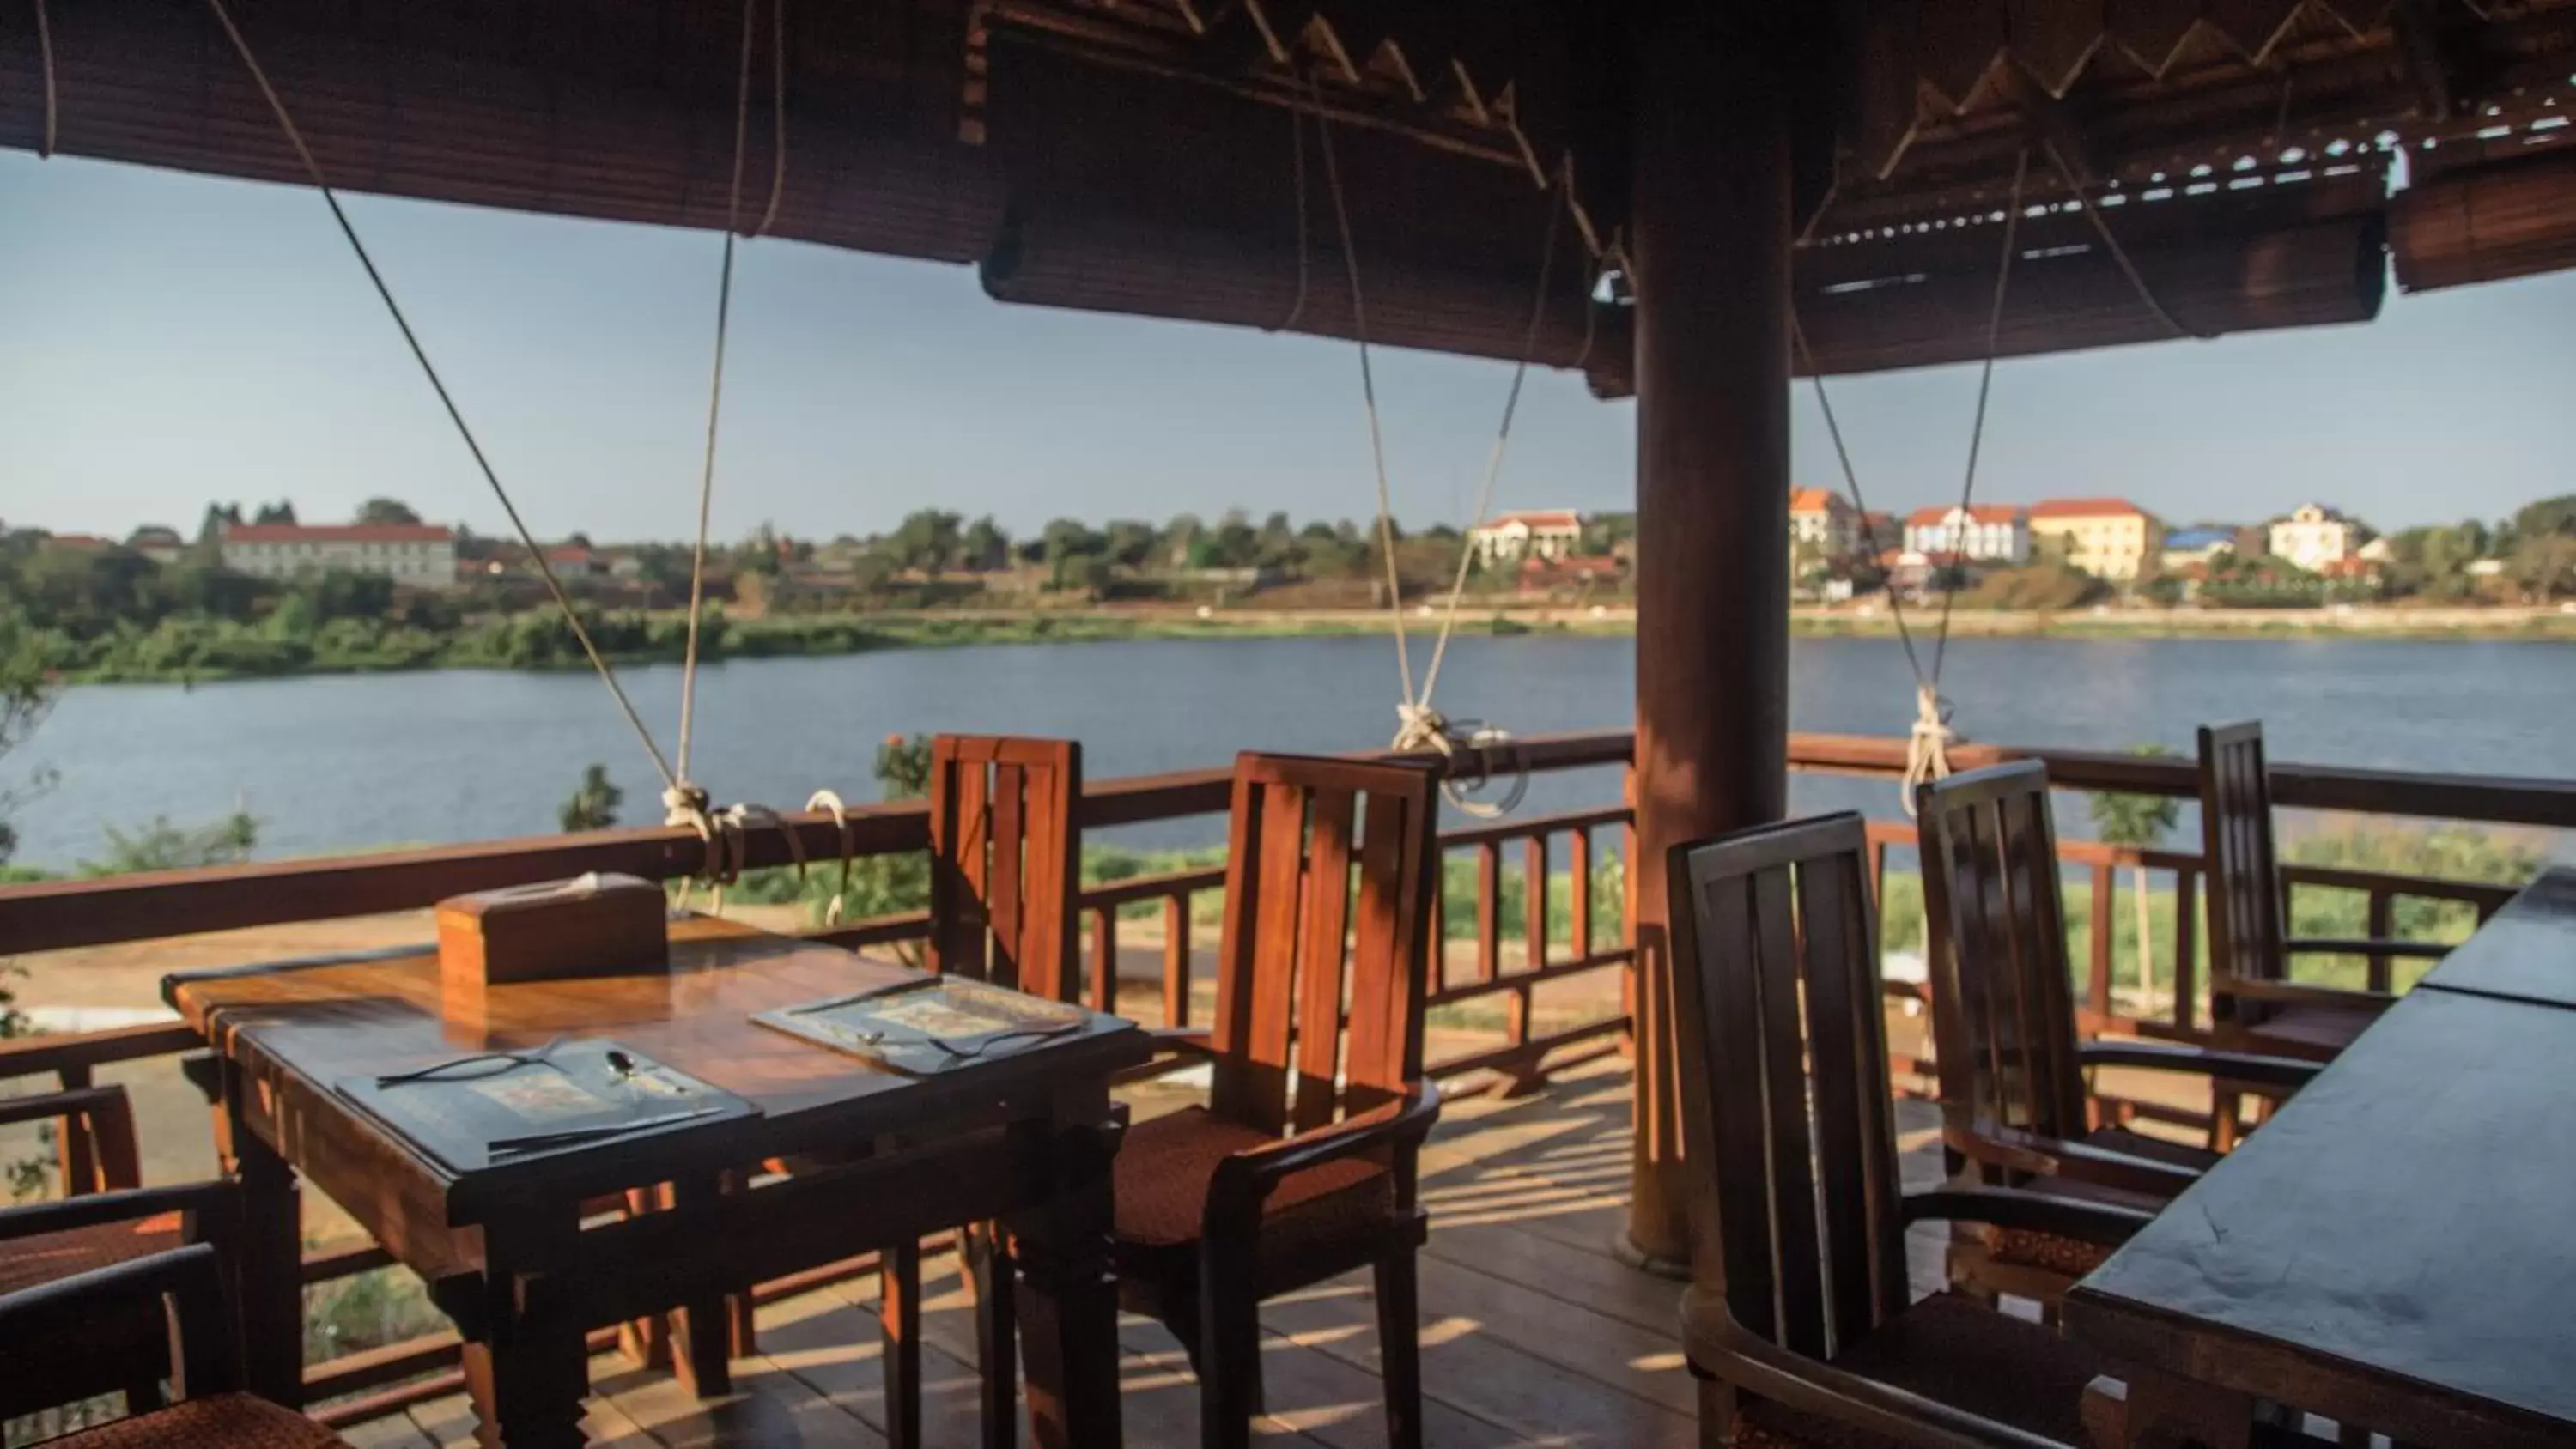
{"left": 341, "top": 1059, "right": 1952, "bottom": 1449}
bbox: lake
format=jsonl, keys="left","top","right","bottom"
{"left": 12, "top": 634, "right": 2575, "bottom": 870}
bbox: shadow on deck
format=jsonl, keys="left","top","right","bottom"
{"left": 343, "top": 1060, "right": 1950, "bottom": 1449}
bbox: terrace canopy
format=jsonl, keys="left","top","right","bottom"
{"left": 7, "top": 0, "right": 2573, "bottom": 1266}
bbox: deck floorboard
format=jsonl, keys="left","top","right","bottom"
{"left": 338, "top": 1058, "right": 1962, "bottom": 1446}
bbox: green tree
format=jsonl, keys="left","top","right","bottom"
{"left": 558, "top": 764, "right": 623, "bottom": 832}
{"left": 889, "top": 510, "right": 964, "bottom": 576}
{"left": 2089, "top": 744, "right": 2184, "bottom": 1006}
{"left": 197, "top": 501, "right": 244, "bottom": 546}
{"left": 2511, "top": 494, "right": 2576, "bottom": 541}
{"left": 874, "top": 734, "right": 933, "bottom": 800}
{"left": 355, "top": 497, "right": 423, "bottom": 526}
{"left": 959, "top": 516, "right": 1009, "bottom": 573}
{"left": 252, "top": 500, "right": 299, "bottom": 526}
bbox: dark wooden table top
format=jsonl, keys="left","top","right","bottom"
{"left": 165, "top": 915, "right": 1145, "bottom": 1222}
{"left": 2417, "top": 865, "right": 2576, "bottom": 1011}
{"left": 2066, "top": 986, "right": 2576, "bottom": 1447}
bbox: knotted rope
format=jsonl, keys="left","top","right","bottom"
{"left": 805, "top": 790, "right": 856, "bottom": 926}
{"left": 1305, "top": 78, "right": 1576, "bottom": 818}
{"left": 1794, "top": 149, "right": 2026, "bottom": 815}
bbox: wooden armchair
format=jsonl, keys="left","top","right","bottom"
{"left": 1668, "top": 811, "right": 2157, "bottom": 1448}
{"left": 1917, "top": 761, "right": 2318, "bottom": 1301}
{"left": 2200, "top": 721, "right": 2444, "bottom": 1062}
{"left": 1115, "top": 753, "right": 1443, "bottom": 1449}
{"left": 0, "top": 1242, "right": 344, "bottom": 1447}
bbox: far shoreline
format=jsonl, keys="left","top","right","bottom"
{"left": 45, "top": 601, "right": 2576, "bottom": 686}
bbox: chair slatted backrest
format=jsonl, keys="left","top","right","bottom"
{"left": 2199, "top": 721, "right": 2285, "bottom": 1022}
{"left": 927, "top": 735, "right": 1082, "bottom": 1003}
{"left": 1208, "top": 753, "right": 1438, "bottom": 1137}
{"left": 1669, "top": 813, "right": 1910, "bottom": 1361}
{"left": 1916, "top": 761, "right": 2090, "bottom": 1144}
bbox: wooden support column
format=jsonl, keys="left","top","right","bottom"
{"left": 1624, "top": 0, "right": 1795, "bottom": 1271}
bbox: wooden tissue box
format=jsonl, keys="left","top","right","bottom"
{"left": 437, "top": 873, "right": 669, "bottom": 992}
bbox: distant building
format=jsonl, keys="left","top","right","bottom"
{"left": 1903, "top": 504, "right": 2028, "bottom": 564}
{"left": 1468, "top": 510, "right": 1584, "bottom": 567}
{"left": 127, "top": 526, "right": 186, "bottom": 564}
{"left": 2268, "top": 503, "right": 2364, "bottom": 573}
{"left": 2160, "top": 527, "right": 2237, "bottom": 572}
{"left": 1788, "top": 488, "right": 1860, "bottom": 567}
{"left": 42, "top": 533, "right": 117, "bottom": 552}
{"left": 2028, "top": 497, "right": 2163, "bottom": 579}
{"left": 222, "top": 522, "right": 459, "bottom": 586}
{"left": 1857, "top": 510, "right": 1900, "bottom": 555}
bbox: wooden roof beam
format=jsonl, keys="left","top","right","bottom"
{"left": 1997, "top": 62, "right": 2105, "bottom": 187}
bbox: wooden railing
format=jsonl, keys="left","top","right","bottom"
{"left": 2, "top": 725, "right": 2565, "bottom": 1424}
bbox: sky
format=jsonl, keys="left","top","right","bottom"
{"left": 3, "top": 150, "right": 2571, "bottom": 545}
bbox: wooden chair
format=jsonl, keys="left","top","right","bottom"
{"left": 890, "top": 733, "right": 1083, "bottom": 1449}
{"left": 2200, "top": 721, "right": 2445, "bottom": 1063}
{"left": 1115, "top": 753, "right": 1443, "bottom": 1449}
{"left": 0, "top": 1043, "right": 249, "bottom": 1422}
{"left": 1668, "top": 811, "right": 2156, "bottom": 1448}
{"left": 0, "top": 1242, "right": 345, "bottom": 1447}
{"left": 1916, "top": 761, "right": 2318, "bottom": 1303}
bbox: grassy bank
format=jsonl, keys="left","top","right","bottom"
{"left": 42, "top": 601, "right": 2576, "bottom": 683}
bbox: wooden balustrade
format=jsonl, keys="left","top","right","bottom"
{"left": 3, "top": 724, "right": 2563, "bottom": 1422}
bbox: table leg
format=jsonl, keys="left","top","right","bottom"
{"left": 465, "top": 1212, "right": 588, "bottom": 1449}
{"left": 223, "top": 1078, "right": 305, "bottom": 1407}
{"left": 2084, "top": 1367, "right": 2257, "bottom": 1449}
{"left": 1008, "top": 1106, "right": 1122, "bottom": 1449}
{"left": 667, "top": 1177, "right": 735, "bottom": 1399}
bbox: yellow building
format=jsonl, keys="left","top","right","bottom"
{"left": 2027, "top": 498, "right": 2164, "bottom": 579}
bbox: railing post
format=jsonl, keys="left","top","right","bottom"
{"left": 1568, "top": 827, "right": 1594, "bottom": 960}
{"left": 56, "top": 1063, "right": 99, "bottom": 1196}
{"left": 1161, "top": 893, "right": 1190, "bottom": 1030}
{"left": 2173, "top": 868, "right": 2201, "bottom": 1035}
{"left": 1090, "top": 908, "right": 1117, "bottom": 1016}
{"left": 2366, "top": 890, "right": 2396, "bottom": 993}
{"left": 1476, "top": 843, "right": 1502, "bottom": 985}
{"left": 2089, "top": 864, "right": 2116, "bottom": 1016}
{"left": 1516, "top": 835, "right": 1547, "bottom": 1054}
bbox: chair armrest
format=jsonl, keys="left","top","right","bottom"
{"left": 2215, "top": 978, "right": 2398, "bottom": 1011}
{"left": 1902, "top": 1186, "right": 2155, "bottom": 1247}
{"left": 1945, "top": 1122, "right": 2201, "bottom": 1201}
{"left": 0, "top": 1244, "right": 233, "bottom": 1396}
{"left": 1684, "top": 1288, "right": 2079, "bottom": 1449}
{"left": 0, "top": 1181, "right": 238, "bottom": 1242}
{"left": 2282, "top": 937, "right": 2450, "bottom": 960}
{"left": 0, "top": 1084, "right": 127, "bottom": 1131}
{"left": 1217, "top": 1083, "right": 1443, "bottom": 1197}
{"left": 2078, "top": 1040, "right": 2322, "bottom": 1093}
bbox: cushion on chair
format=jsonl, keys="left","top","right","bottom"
{"left": 1112, "top": 1106, "right": 1394, "bottom": 1258}
{"left": 1737, "top": 1293, "right": 2107, "bottom": 1449}
{"left": 0, "top": 1211, "right": 185, "bottom": 1295}
{"left": 46, "top": 1394, "right": 349, "bottom": 1449}
{"left": 2242, "top": 1002, "right": 2375, "bottom": 1059}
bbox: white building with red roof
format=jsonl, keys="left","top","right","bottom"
{"left": 221, "top": 522, "right": 459, "bottom": 587}
{"left": 1902, "top": 504, "right": 2028, "bottom": 565}
{"left": 1467, "top": 509, "right": 1585, "bottom": 567}
{"left": 1788, "top": 487, "right": 1860, "bottom": 566}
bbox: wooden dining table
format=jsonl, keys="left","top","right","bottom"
{"left": 165, "top": 914, "right": 1149, "bottom": 1449}
{"left": 2064, "top": 866, "right": 2576, "bottom": 1449}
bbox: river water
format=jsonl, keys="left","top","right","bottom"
{"left": 11, "top": 634, "right": 2573, "bottom": 870}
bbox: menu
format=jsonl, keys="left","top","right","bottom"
{"left": 754, "top": 976, "right": 1091, "bottom": 1076}
{"left": 334, "top": 1039, "right": 756, "bottom": 1174}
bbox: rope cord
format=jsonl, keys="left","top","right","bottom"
{"left": 2039, "top": 141, "right": 2207, "bottom": 342}
{"left": 805, "top": 790, "right": 855, "bottom": 926}
{"left": 1279, "top": 98, "right": 1310, "bottom": 332}
{"left": 752, "top": 0, "right": 789, "bottom": 240}
{"left": 1927, "top": 147, "right": 2030, "bottom": 685}
{"left": 200, "top": 0, "right": 679, "bottom": 795}
{"left": 1416, "top": 155, "right": 1567, "bottom": 714}
{"left": 671, "top": 0, "right": 762, "bottom": 815}
{"left": 1306, "top": 83, "right": 1418, "bottom": 716}
{"left": 33, "top": 0, "right": 55, "bottom": 158}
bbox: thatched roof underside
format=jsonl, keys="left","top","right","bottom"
{"left": 3, "top": 0, "right": 2571, "bottom": 395}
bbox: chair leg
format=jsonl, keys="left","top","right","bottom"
{"left": 1373, "top": 1253, "right": 1424, "bottom": 1449}
{"left": 966, "top": 1227, "right": 1018, "bottom": 1449}
{"left": 880, "top": 1239, "right": 922, "bottom": 1449}
{"left": 1195, "top": 1246, "right": 1262, "bottom": 1449}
